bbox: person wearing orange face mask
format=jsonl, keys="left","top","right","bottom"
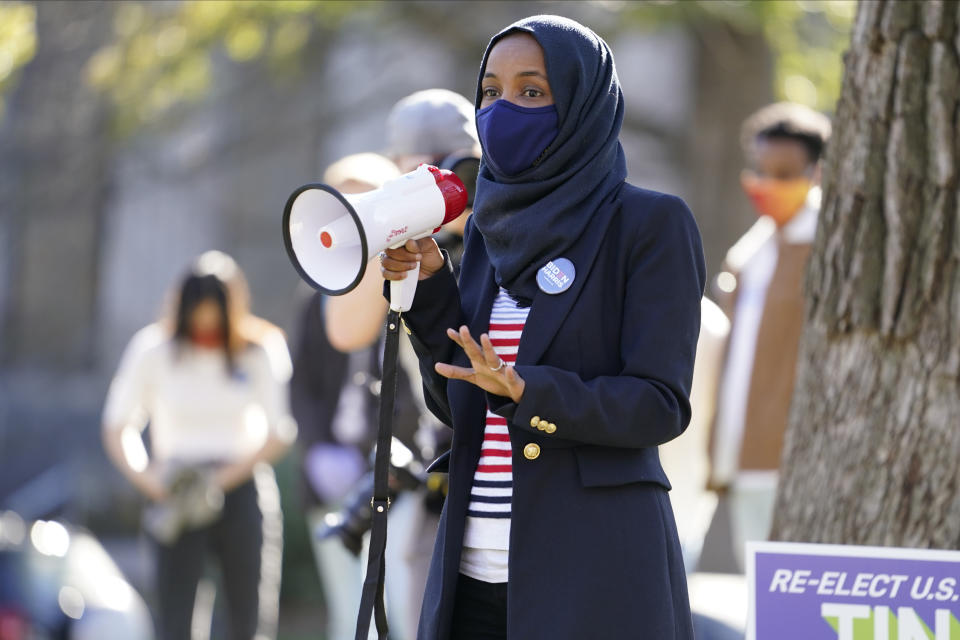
{"left": 704, "top": 102, "right": 831, "bottom": 573}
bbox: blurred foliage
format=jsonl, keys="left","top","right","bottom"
{"left": 0, "top": 0, "right": 855, "bottom": 132}
{"left": 622, "top": 0, "right": 856, "bottom": 112}
{"left": 83, "top": 0, "right": 362, "bottom": 135}
{"left": 0, "top": 1, "right": 36, "bottom": 120}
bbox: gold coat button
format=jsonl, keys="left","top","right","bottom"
{"left": 523, "top": 443, "right": 541, "bottom": 460}
{"left": 545, "top": 422, "right": 557, "bottom": 434}
{"left": 530, "top": 416, "right": 541, "bottom": 428}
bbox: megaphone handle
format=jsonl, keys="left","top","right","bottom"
{"left": 389, "top": 261, "right": 420, "bottom": 312}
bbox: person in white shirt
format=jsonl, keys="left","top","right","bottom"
{"left": 102, "top": 251, "right": 297, "bottom": 640}
{"left": 705, "top": 102, "right": 832, "bottom": 572}
{"left": 289, "top": 153, "right": 402, "bottom": 640}
{"left": 315, "top": 92, "right": 479, "bottom": 640}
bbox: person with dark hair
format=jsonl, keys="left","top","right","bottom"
{"left": 705, "top": 101, "right": 832, "bottom": 571}
{"left": 739, "top": 101, "right": 830, "bottom": 169}
{"left": 381, "top": 15, "right": 705, "bottom": 639}
{"left": 102, "top": 252, "right": 297, "bottom": 640}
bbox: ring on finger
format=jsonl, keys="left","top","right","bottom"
{"left": 490, "top": 358, "right": 506, "bottom": 372}
{"left": 378, "top": 251, "right": 387, "bottom": 263}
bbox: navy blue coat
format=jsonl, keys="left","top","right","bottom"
{"left": 401, "top": 183, "right": 706, "bottom": 639}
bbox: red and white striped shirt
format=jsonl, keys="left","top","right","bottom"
{"left": 460, "top": 288, "right": 529, "bottom": 583}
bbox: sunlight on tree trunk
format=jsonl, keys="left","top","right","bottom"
{"left": 772, "top": 0, "right": 960, "bottom": 548}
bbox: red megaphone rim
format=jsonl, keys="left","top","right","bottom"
{"left": 426, "top": 165, "right": 468, "bottom": 225}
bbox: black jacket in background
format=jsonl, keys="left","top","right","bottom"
{"left": 289, "top": 292, "right": 421, "bottom": 506}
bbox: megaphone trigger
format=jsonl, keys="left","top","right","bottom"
{"left": 282, "top": 163, "right": 467, "bottom": 310}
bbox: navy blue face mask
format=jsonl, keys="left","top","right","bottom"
{"left": 476, "top": 100, "right": 559, "bottom": 177}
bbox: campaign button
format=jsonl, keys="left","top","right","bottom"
{"left": 536, "top": 258, "right": 575, "bottom": 295}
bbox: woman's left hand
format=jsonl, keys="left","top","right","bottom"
{"left": 435, "top": 325, "right": 525, "bottom": 403}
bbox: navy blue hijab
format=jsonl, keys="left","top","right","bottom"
{"left": 471, "top": 15, "right": 627, "bottom": 303}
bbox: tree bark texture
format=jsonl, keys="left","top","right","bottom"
{"left": 772, "top": 0, "right": 960, "bottom": 548}
{"left": 0, "top": 1, "right": 113, "bottom": 368}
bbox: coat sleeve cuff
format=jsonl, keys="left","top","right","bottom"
{"left": 487, "top": 365, "right": 547, "bottom": 434}
{"left": 486, "top": 392, "right": 517, "bottom": 422}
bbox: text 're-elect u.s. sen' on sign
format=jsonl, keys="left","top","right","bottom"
{"left": 747, "top": 541, "right": 960, "bottom": 640}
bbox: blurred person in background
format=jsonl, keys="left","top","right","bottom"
{"left": 315, "top": 89, "right": 479, "bottom": 640}
{"left": 324, "top": 89, "right": 481, "bottom": 354}
{"left": 288, "top": 151, "right": 404, "bottom": 640}
{"left": 102, "top": 251, "right": 297, "bottom": 640}
{"left": 706, "top": 102, "right": 831, "bottom": 571}
{"left": 659, "top": 297, "right": 729, "bottom": 572}
{"left": 384, "top": 88, "right": 482, "bottom": 248}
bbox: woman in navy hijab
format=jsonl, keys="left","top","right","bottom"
{"left": 382, "top": 15, "right": 704, "bottom": 640}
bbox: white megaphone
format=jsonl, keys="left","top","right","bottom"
{"left": 282, "top": 164, "right": 467, "bottom": 312}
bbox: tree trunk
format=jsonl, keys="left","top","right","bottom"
{"left": 0, "top": 1, "right": 113, "bottom": 368}
{"left": 687, "top": 22, "right": 773, "bottom": 282}
{"left": 772, "top": 0, "right": 960, "bottom": 548}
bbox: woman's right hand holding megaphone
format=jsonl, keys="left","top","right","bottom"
{"left": 381, "top": 235, "right": 526, "bottom": 403}
{"left": 380, "top": 238, "right": 445, "bottom": 282}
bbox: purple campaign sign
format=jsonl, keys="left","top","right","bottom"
{"left": 747, "top": 542, "right": 960, "bottom": 640}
